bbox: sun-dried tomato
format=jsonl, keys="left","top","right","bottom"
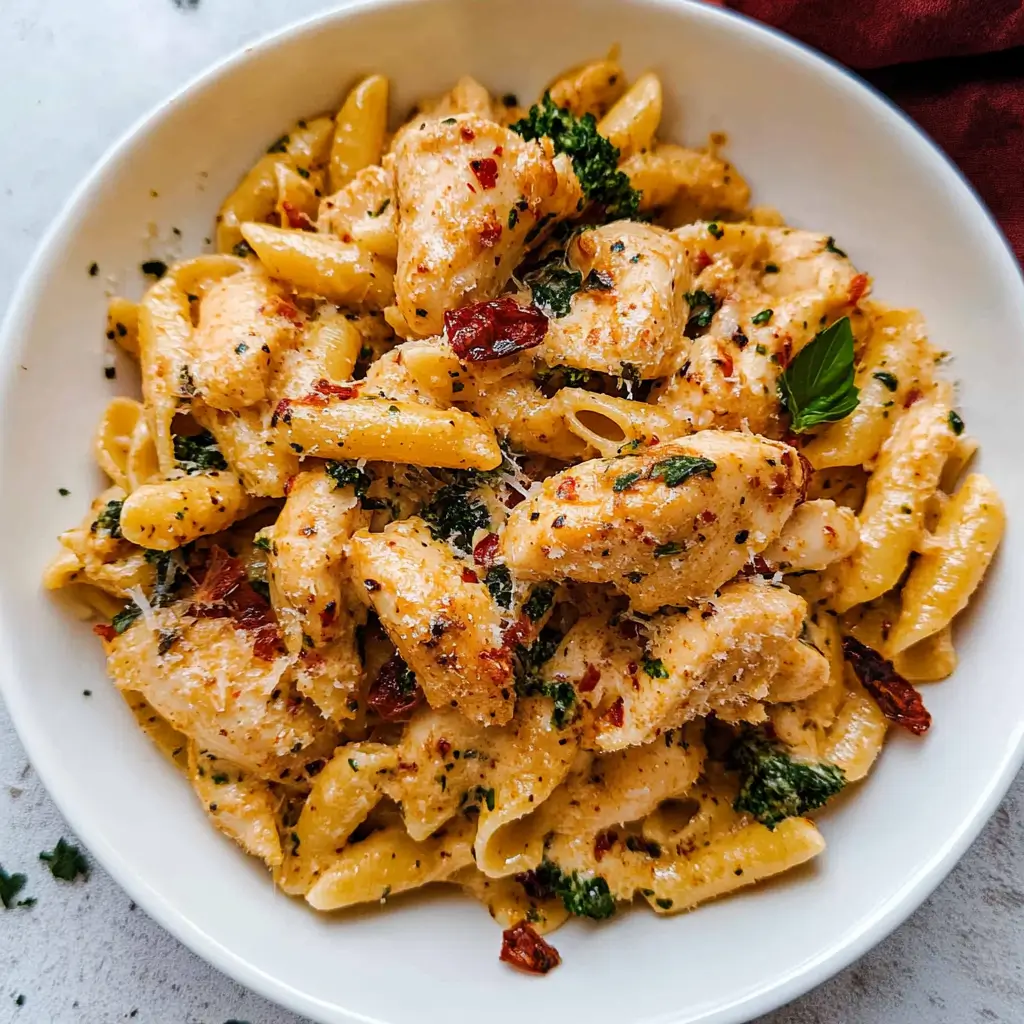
{"left": 367, "top": 652, "right": 423, "bottom": 721}
{"left": 499, "top": 922, "right": 561, "bottom": 975}
{"left": 842, "top": 635, "right": 931, "bottom": 735}
{"left": 187, "top": 547, "right": 285, "bottom": 660}
{"left": 444, "top": 298, "right": 548, "bottom": 362}
{"left": 473, "top": 532, "right": 500, "bottom": 567}
{"left": 461, "top": 567, "right": 480, "bottom": 583}
{"left": 189, "top": 546, "right": 247, "bottom": 610}
{"left": 847, "top": 272, "right": 869, "bottom": 306}
{"left": 470, "top": 157, "right": 499, "bottom": 190}
{"left": 579, "top": 663, "right": 601, "bottom": 693}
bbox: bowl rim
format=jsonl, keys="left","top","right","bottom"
{"left": 1, "top": 1, "right": 1022, "bottom": 1022}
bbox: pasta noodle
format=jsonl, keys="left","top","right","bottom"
{"left": 45, "top": 60, "right": 1003, "bottom": 972}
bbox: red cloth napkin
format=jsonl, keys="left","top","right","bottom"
{"left": 725, "top": 0, "right": 1024, "bottom": 263}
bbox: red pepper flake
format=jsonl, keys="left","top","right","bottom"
{"left": 461, "top": 567, "right": 480, "bottom": 583}
{"left": 904, "top": 387, "right": 922, "bottom": 408}
{"left": 694, "top": 249, "right": 713, "bottom": 272}
{"left": 842, "top": 636, "right": 931, "bottom": 735}
{"left": 555, "top": 476, "right": 578, "bottom": 501}
{"left": 473, "top": 532, "right": 501, "bottom": 567}
{"left": 281, "top": 201, "right": 314, "bottom": 231}
{"left": 739, "top": 554, "right": 775, "bottom": 577}
{"left": 493, "top": 145, "right": 504, "bottom": 157}
{"left": 847, "top": 273, "right": 869, "bottom": 306}
{"left": 696, "top": 508, "right": 717, "bottom": 525}
{"left": 437, "top": 738, "right": 452, "bottom": 758}
{"left": 501, "top": 616, "right": 532, "bottom": 650}
{"left": 271, "top": 399, "right": 293, "bottom": 427}
{"left": 299, "top": 378, "right": 361, "bottom": 406}
{"left": 93, "top": 623, "right": 117, "bottom": 642}
{"left": 320, "top": 601, "right": 337, "bottom": 628}
{"left": 594, "top": 830, "right": 616, "bottom": 861}
{"left": 283, "top": 474, "right": 296, "bottom": 496}
{"left": 478, "top": 218, "right": 503, "bottom": 248}
{"left": 768, "top": 472, "right": 788, "bottom": 497}
{"left": 479, "top": 647, "right": 514, "bottom": 683}
{"left": 604, "top": 696, "right": 625, "bottom": 728}
{"left": 499, "top": 922, "right": 561, "bottom": 975}
{"left": 445, "top": 297, "right": 548, "bottom": 362}
{"left": 466, "top": 182, "right": 477, "bottom": 194}
{"left": 460, "top": 125, "right": 476, "bottom": 142}
{"left": 470, "top": 157, "right": 499, "bottom": 190}
{"left": 579, "top": 663, "right": 601, "bottom": 693}
{"left": 367, "top": 652, "right": 424, "bottom": 721}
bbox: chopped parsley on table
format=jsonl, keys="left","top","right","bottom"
{"left": 39, "top": 838, "right": 89, "bottom": 882}
{"left": 0, "top": 865, "right": 34, "bottom": 909}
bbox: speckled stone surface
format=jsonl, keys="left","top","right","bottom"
{"left": 0, "top": 2, "right": 1021, "bottom": 1022}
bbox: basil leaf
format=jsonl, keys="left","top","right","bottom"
{"left": 778, "top": 316, "right": 860, "bottom": 433}
{"left": 524, "top": 256, "right": 583, "bottom": 319}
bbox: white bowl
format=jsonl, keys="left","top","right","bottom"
{"left": 1, "top": 1, "right": 1021, "bottom": 1022}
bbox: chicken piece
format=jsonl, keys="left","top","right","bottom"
{"left": 103, "top": 607, "right": 333, "bottom": 779}
{"left": 588, "top": 579, "right": 808, "bottom": 750}
{"left": 348, "top": 518, "right": 515, "bottom": 726}
{"left": 48, "top": 486, "right": 156, "bottom": 598}
{"left": 191, "top": 404, "right": 298, "bottom": 499}
{"left": 187, "top": 747, "right": 283, "bottom": 867}
{"left": 651, "top": 223, "right": 868, "bottom": 435}
{"left": 538, "top": 221, "right": 694, "bottom": 379}
{"left": 765, "top": 640, "right": 831, "bottom": 703}
{"left": 763, "top": 499, "right": 859, "bottom": 572}
{"left": 501, "top": 430, "right": 809, "bottom": 612}
{"left": 266, "top": 468, "right": 369, "bottom": 654}
{"left": 191, "top": 271, "right": 300, "bottom": 411}
{"left": 536, "top": 723, "right": 705, "bottom": 836}
{"left": 318, "top": 163, "right": 397, "bottom": 261}
{"left": 393, "top": 115, "right": 583, "bottom": 336}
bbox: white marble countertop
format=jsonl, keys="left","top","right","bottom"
{"left": 0, "top": 2, "right": 1021, "bottom": 1022}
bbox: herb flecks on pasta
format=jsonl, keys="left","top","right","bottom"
{"left": 45, "top": 60, "right": 1005, "bottom": 974}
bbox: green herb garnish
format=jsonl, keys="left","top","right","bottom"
{"left": 730, "top": 726, "right": 845, "bottom": 829}
{"left": 510, "top": 94, "right": 640, "bottom": 219}
{"left": 173, "top": 430, "right": 227, "bottom": 474}
{"left": 872, "top": 371, "right": 898, "bottom": 392}
{"left": 649, "top": 455, "right": 716, "bottom": 486}
{"left": 484, "top": 565, "right": 513, "bottom": 609}
{"left": 777, "top": 316, "right": 860, "bottom": 433}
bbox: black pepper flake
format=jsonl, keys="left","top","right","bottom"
{"left": 88, "top": 262, "right": 99, "bottom": 277}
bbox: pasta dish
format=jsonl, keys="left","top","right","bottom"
{"left": 44, "top": 58, "right": 1005, "bottom": 973}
